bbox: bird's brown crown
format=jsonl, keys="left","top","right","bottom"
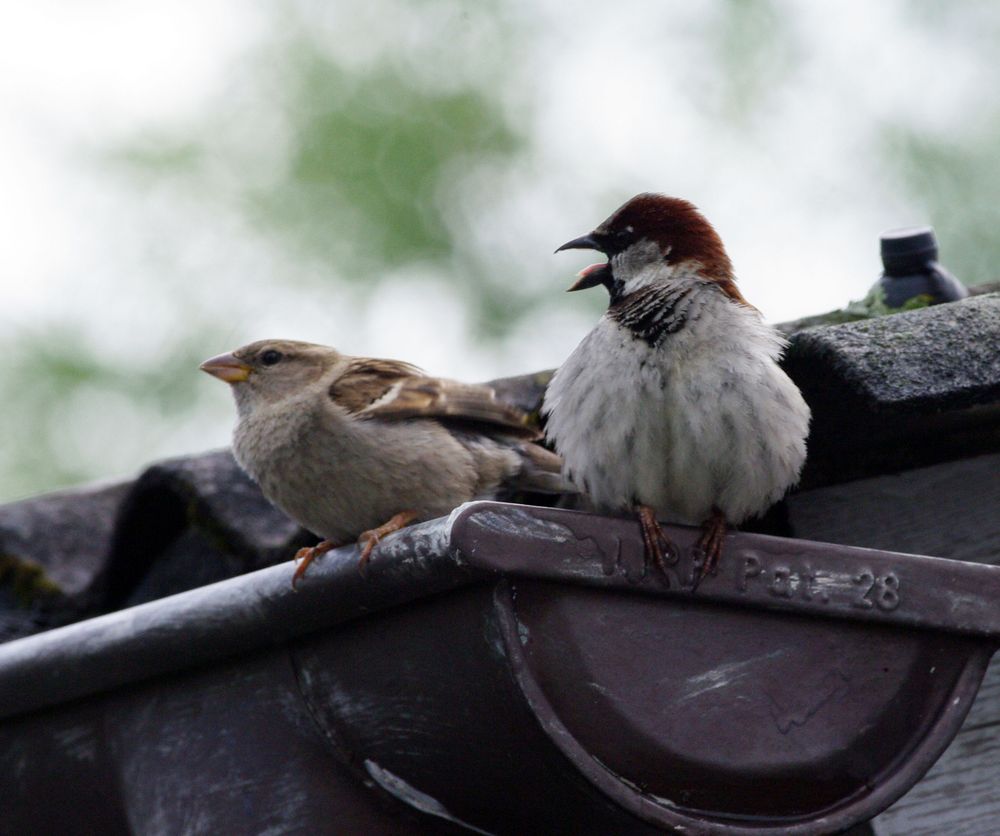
{"left": 232, "top": 339, "right": 339, "bottom": 367}
{"left": 599, "top": 193, "right": 734, "bottom": 282}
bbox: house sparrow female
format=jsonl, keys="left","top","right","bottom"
{"left": 201, "top": 340, "right": 569, "bottom": 585}
{"left": 542, "top": 194, "right": 810, "bottom": 586}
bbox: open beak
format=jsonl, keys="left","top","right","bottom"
{"left": 200, "top": 352, "right": 251, "bottom": 384}
{"left": 556, "top": 231, "right": 610, "bottom": 291}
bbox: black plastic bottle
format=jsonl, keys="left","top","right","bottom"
{"left": 877, "top": 226, "right": 968, "bottom": 307}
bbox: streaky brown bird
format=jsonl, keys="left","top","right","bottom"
{"left": 202, "top": 339, "right": 570, "bottom": 585}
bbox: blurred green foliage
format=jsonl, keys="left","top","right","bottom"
{"left": 5, "top": 1, "right": 1000, "bottom": 502}
{"left": 110, "top": 0, "right": 530, "bottom": 332}
{"left": 121, "top": 43, "right": 524, "bottom": 275}
{"left": 266, "top": 61, "right": 520, "bottom": 267}
{"left": 883, "top": 122, "right": 1000, "bottom": 286}
{"left": 709, "top": 0, "right": 800, "bottom": 124}
{"left": 1, "top": 327, "right": 216, "bottom": 496}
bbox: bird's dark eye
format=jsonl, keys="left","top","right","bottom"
{"left": 260, "top": 349, "right": 283, "bottom": 366}
{"left": 614, "top": 227, "right": 633, "bottom": 248}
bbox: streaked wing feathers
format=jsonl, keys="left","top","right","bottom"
{"left": 331, "top": 359, "right": 540, "bottom": 439}
{"left": 327, "top": 358, "right": 423, "bottom": 414}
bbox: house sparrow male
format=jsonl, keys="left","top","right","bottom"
{"left": 542, "top": 194, "right": 810, "bottom": 587}
{"left": 201, "top": 340, "right": 569, "bottom": 585}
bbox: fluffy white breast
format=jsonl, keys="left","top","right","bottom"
{"left": 543, "top": 281, "right": 810, "bottom": 524}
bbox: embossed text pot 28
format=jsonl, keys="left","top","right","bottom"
{"left": 445, "top": 502, "right": 998, "bottom": 833}
{"left": 0, "top": 501, "right": 997, "bottom": 834}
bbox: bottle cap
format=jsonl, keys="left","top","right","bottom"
{"left": 880, "top": 227, "right": 938, "bottom": 275}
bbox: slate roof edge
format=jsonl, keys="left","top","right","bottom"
{"left": 0, "top": 514, "right": 470, "bottom": 721}
{"left": 4, "top": 499, "right": 1000, "bottom": 725}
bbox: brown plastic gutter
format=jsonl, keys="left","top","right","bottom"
{"left": 0, "top": 501, "right": 997, "bottom": 834}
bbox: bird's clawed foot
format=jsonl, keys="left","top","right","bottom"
{"left": 692, "top": 507, "right": 728, "bottom": 591}
{"left": 636, "top": 504, "right": 678, "bottom": 584}
{"left": 357, "top": 510, "right": 419, "bottom": 574}
{"left": 292, "top": 539, "right": 340, "bottom": 589}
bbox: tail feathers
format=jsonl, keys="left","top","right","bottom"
{"left": 510, "top": 442, "right": 577, "bottom": 495}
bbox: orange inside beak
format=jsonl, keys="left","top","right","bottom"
{"left": 200, "top": 352, "right": 251, "bottom": 384}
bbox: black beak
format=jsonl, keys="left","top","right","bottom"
{"left": 555, "top": 232, "right": 605, "bottom": 254}
{"left": 557, "top": 231, "right": 611, "bottom": 291}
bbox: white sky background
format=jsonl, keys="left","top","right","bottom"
{"left": 0, "top": 1, "right": 991, "bottom": 498}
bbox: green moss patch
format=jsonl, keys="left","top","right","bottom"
{"left": 0, "top": 554, "right": 63, "bottom": 607}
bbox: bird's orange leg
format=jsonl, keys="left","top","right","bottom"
{"left": 292, "top": 540, "right": 341, "bottom": 589}
{"left": 636, "top": 504, "right": 677, "bottom": 583}
{"left": 357, "top": 510, "right": 419, "bottom": 574}
{"left": 693, "top": 507, "right": 728, "bottom": 590}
